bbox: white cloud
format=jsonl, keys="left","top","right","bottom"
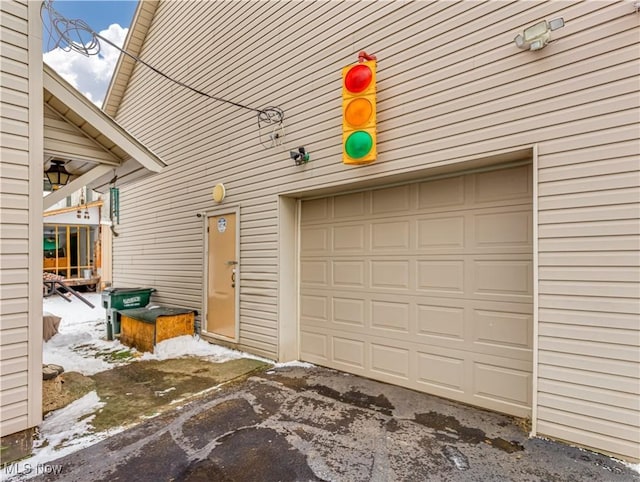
{"left": 43, "top": 24, "right": 128, "bottom": 107}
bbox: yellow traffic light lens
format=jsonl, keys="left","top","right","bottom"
{"left": 344, "top": 98, "right": 373, "bottom": 127}
{"left": 345, "top": 131, "right": 373, "bottom": 159}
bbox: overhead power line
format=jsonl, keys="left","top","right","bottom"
{"left": 41, "top": 0, "right": 285, "bottom": 142}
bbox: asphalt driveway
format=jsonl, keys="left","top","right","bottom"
{"left": 29, "top": 365, "right": 638, "bottom": 481}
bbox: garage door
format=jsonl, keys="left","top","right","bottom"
{"left": 300, "top": 164, "right": 533, "bottom": 417}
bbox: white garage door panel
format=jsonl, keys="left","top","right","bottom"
{"left": 301, "top": 293, "right": 532, "bottom": 360}
{"left": 299, "top": 328, "right": 533, "bottom": 416}
{"left": 302, "top": 208, "right": 533, "bottom": 256}
{"left": 300, "top": 165, "right": 533, "bottom": 417}
{"left": 302, "top": 256, "right": 532, "bottom": 303}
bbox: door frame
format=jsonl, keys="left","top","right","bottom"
{"left": 202, "top": 205, "right": 240, "bottom": 343}
{"left": 277, "top": 196, "right": 300, "bottom": 361}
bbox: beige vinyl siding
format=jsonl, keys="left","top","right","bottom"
{"left": 43, "top": 106, "right": 121, "bottom": 164}
{"left": 536, "top": 139, "right": 640, "bottom": 460}
{"left": 1, "top": 0, "right": 30, "bottom": 436}
{"left": 0, "top": 0, "right": 42, "bottom": 437}
{"left": 111, "top": 1, "right": 639, "bottom": 460}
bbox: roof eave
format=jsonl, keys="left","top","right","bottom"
{"left": 103, "top": 0, "right": 159, "bottom": 117}
{"left": 43, "top": 64, "right": 166, "bottom": 206}
{"left": 44, "top": 63, "right": 166, "bottom": 173}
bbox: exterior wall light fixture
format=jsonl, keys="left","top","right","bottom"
{"left": 212, "top": 183, "right": 226, "bottom": 203}
{"left": 290, "top": 147, "right": 310, "bottom": 166}
{"left": 515, "top": 18, "right": 565, "bottom": 51}
{"left": 45, "top": 160, "right": 71, "bottom": 189}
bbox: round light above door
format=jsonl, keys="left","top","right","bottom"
{"left": 212, "top": 183, "right": 226, "bottom": 203}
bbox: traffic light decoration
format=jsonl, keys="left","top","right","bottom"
{"left": 342, "top": 57, "right": 376, "bottom": 165}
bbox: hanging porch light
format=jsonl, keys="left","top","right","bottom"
{"left": 45, "top": 160, "right": 71, "bottom": 189}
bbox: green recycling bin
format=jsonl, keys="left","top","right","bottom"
{"left": 102, "top": 287, "right": 156, "bottom": 340}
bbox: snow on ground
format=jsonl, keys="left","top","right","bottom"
{"left": 43, "top": 293, "right": 127, "bottom": 375}
{"left": 7, "top": 391, "right": 122, "bottom": 481}
{"left": 624, "top": 462, "right": 640, "bottom": 474}
{"left": 28, "top": 392, "right": 115, "bottom": 465}
{"left": 42, "top": 293, "right": 272, "bottom": 373}
{"left": 8, "top": 293, "right": 279, "bottom": 479}
{"left": 139, "top": 334, "right": 272, "bottom": 364}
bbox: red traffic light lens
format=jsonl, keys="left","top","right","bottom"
{"left": 344, "top": 64, "right": 372, "bottom": 93}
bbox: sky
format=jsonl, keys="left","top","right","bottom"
{"left": 42, "top": 1, "right": 138, "bottom": 106}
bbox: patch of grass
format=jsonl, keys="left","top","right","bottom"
{"left": 54, "top": 437, "right": 71, "bottom": 451}
{"left": 80, "top": 347, "right": 136, "bottom": 364}
{"left": 103, "top": 349, "right": 134, "bottom": 362}
{"left": 73, "top": 343, "right": 94, "bottom": 349}
{"left": 90, "top": 357, "right": 271, "bottom": 432}
{"left": 77, "top": 413, "right": 94, "bottom": 423}
{"left": 33, "top": 438, "right": 49, "bottom": 451}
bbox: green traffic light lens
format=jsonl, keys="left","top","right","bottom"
{"left": 345, "top": 131, "right": 373, "bottom": 159}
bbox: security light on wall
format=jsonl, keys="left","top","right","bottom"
{"left": 290, "top": 147, "right": 310, "bottom": 166}
{"left": 515, "top": 18, "right": 565, "bottom": 51}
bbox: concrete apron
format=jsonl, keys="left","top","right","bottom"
{"left": 33, "top": 366, "right": 637, "bottom": 481}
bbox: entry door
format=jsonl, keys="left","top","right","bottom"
{"left": 207, "top": 212, "right": 237, "bottom": 339}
